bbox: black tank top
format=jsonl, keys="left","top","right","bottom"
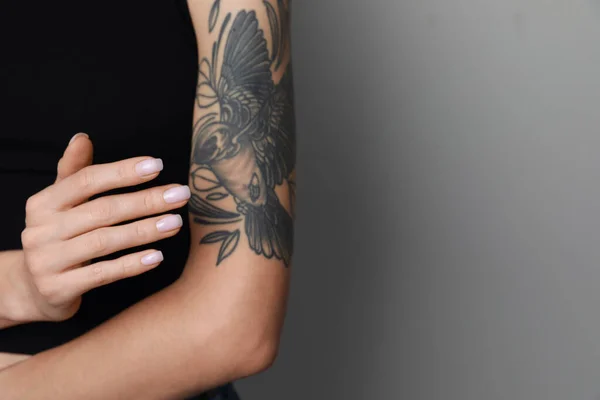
{"left": 0, "top": 0, "right": 197, "bottom": 353}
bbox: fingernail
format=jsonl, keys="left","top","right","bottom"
{"left": 163, "top": 185, "right": 191, "bottom": 203}
{"left": 69, "top": 132, "right": 89, "bottom": 145}
{"left": 141, "top": 251, "right": 164, "bottom": 266}
{"left": 156, "top": 215, "right": 183, "bottom": 232}
{"left": 135, "top": 158, "right": 163, "bottom": 176}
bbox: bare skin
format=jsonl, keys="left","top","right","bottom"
{"left": 0, "top": 353, "right": 28, "bottom": 371}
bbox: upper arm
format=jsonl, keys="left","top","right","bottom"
{"left": 178, "top": 2, "right": 295, "bottom": 350}
{"left": 184, "top": 0, "right": 296, "bottom": 271}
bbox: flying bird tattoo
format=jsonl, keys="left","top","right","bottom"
{"left": 189, "top": 4, "right": 295, "bottom": 267}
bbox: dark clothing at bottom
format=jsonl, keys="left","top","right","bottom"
{"left": 186, "top": 383, "right": 241, "bottom": 400}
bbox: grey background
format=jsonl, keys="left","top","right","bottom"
{"left": 238, "top": 1, "right": 600, "bottom": 399}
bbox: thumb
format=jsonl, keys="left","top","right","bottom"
{"left": 56, "top": 133, "right": 94, "bottom": 183}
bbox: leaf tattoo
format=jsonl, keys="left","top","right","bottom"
{"left": 200, "top": 230, "right": 241, "bottom": 266}
{"left": 264, "top": 1, "right": 280, "bottom": 64}
{"left": 208, "top": 0, "right": 220, "bottom": 33}
{"left": 201, "top": 230, "right": 233, "bottom": 244}
{"left": 207, "top": 192, "right": 229, "bottom": 201}
{"left": 217, "top": 230, "right": 240, "bottom": 266}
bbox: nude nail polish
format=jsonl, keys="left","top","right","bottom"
{"left": 135, "top": 158, "right": 163, "bottom": 176}
{"left": 163, "top": 186, "right": 191, "bottom": 203}
{"left": 141, "top": 251, "right": 164, "bottom": 266}
{"left": 156, "top": 215, "right": 183, "bottom": 232}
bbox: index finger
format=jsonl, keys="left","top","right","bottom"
{"left": 36, "top": 156, "right": 164, "bottom": 211}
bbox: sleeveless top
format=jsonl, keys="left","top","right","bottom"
{"left": 0, "top": 1, "right": 238, "bottom": 398}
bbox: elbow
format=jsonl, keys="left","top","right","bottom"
{"left": 186, "top": 313, "right": 282, "bottom": 385}
{"left": 186, "top": 301, "right": 283, "bottom": 380}
{"left": 229, "top": 324, "right": 281, "bottom": 377}
{"left": 180, "top": 278, "right": 287, "bottom": 380}
{"left": 206, "top": 310, "right": 283, "bottom": 378}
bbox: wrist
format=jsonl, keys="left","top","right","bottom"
{"left": 0, "top": 251, "right": 42, "bottom": 325}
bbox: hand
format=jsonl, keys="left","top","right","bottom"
{"left": 10, "top": 133, "right": 191, "bottom": 322}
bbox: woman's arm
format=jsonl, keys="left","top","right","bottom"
{"left": 0, "top": 251, "right": 28, "bottom": 329}
{"left": 0, "top": 1, "right": 294, "bottom": 398}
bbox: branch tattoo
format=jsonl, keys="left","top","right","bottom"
{"left": 190, "top": 1, "right": 295, "bottom": 267}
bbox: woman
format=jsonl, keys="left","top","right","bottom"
{"left": 0, "top": 0, "right": 295, "bottom": 398}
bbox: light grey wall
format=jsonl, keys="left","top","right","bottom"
{"left": 239, "top": 1, "right": 600, "bottom": 399}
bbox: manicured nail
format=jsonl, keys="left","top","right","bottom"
{"left": 156, "top": 215, "right": 183, "bottom": 232}
{"left": 163, "top": 185, "right": 191, "bottom": 203}
{"left": 135, "top": 158, "right": 163, "bottom": 177}
{"left": 141, "top": 251, "right": 164, "bottom": 266}
{"left": 69, "top": 132, "right": 89, "bottom": 145}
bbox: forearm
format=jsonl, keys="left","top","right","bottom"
{"left": 0, "top": 252, "right": 283, "bottom": 399}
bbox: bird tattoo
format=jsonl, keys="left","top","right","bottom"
{"left": 190, "top": 7, "right": 295, "bottom": 267}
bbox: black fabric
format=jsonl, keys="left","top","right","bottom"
{"left": 186, "top": 384, "right": 242, "bottom": 400}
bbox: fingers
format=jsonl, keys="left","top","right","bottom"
{"left": 51, "top": 250, "right": 165, "bottom": 303}
{"left": 33, "top": 156, "right": 165, "bottom": 212}
{"left": 49, "top": 214, "right": 184, "bottom": 271}
{"left": 56, "top": 184, "right": 191, "bottom": 240}
{"left": 55, "top": 133, "right": 94, "bottom": 183}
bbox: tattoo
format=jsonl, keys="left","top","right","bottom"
{"left": 208, "top": 0, "right": 220, "bottom": 33}
{"left": 190, "top": 1, "right": 295, "bottom": 267}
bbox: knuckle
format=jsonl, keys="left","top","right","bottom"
{"left": 25, "top": 251, "right": 46, "bottom": 276}
{"left": 25, "top": 194, "right": 42, "bottom": 213}
{"left": 35, "top": 277, "right": 58, "bottom": 300}
{"left": 87, "top": 199, "right": 115, "bottom": 222}
{"left": 134, "top": 222, "right": 149, "bottom": 241}
{"left": 142, "top": 191, "right": 157, "bottom": 213}
{"left": 77, "top": 167, "right": 96, "bottom": 190}
{"left": 90, "top": 264, "right": 107, "bottom": 286}
{"left": 21, "top": 228, "right": 36, "bottom": 249}
{"left": 115, "top": 162, "right": 130, "bottom": 180}
{"left": 119, "top": 257, "right": 135, "bottom": 278}
{"left": 87, "top": 231, "right": 109, "bottom": 253}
